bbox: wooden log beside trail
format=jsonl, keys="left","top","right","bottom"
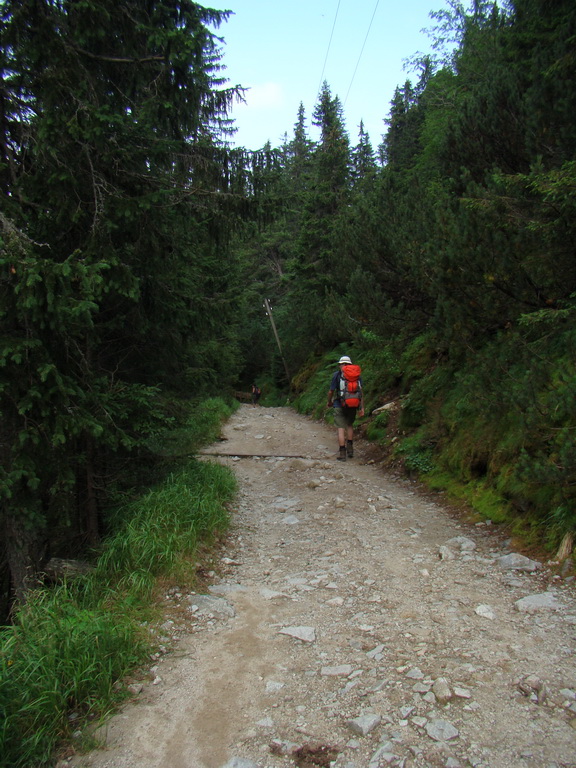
{"left": 43, "top": 558, "right": 94, "bottom": 582}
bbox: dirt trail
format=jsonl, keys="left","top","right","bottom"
{"left": 67, "top": 405, "right": 576, "bottom": 768}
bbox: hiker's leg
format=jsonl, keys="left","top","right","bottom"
{"left": 334, "top": 409, "right": 348, "bottom": 460}
{"left": 346, "top": 411, "right": 356, "bottom": 457}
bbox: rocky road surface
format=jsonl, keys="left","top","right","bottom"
{"left": 66, "top": 405, "right": 576, "bottom": 768}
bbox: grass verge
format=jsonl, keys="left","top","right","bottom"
{"left": 0, "top": 398, "right": 237, "bottom": 768}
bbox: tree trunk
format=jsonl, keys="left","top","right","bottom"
{"left": 2, "top": 507, "right": 44, "bottom": 605}
{"left": 85, "top": 436, "right": 101, "bottom": 548}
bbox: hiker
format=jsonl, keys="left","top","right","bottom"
{"left": 327, "top": 355, "right": 364, "bottom": 461}
{"left": 251, "top": 383, "right": 261, "bottom": 406}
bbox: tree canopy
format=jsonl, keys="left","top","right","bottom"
{"left": 2, "top": 0, "right": 575, "bottom": 612}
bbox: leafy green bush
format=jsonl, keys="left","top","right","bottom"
{"left": 394, "top": 431, "right": 435, "bottom": 475}
{"left": 365, "top": 412, "right": 389, "bottom": 444}
{"left": 148, "top": 397, "right": 238, "bottom": 458}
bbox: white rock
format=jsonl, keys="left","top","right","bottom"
{"left": 366, "top": 644, "right": 385, "bottom": 659}
{"left": 347, "top": 713, "right": 382, "bottom": 736}
{"left": 475, "top": 604, "right": 496, "bottom": 620}
{"left": 187, "top": 594, "right": 235, "bottom": 617}
{"left": 411, "top": 716, "right": 428, "bottom": 728}
{"left": 321, "top": 664, "right": 353, "bottom": 676}
{"left": 446, "top": 536, "right": 477, "bottom": 551}
{"left": 425, "top": 719, "right": 459, "bottom": 741}
{"left": 498, "top": 553, "right": 541, "bottom": 571}
{"left": 422, "top": 691, "right": 436, "bottom": 703}
{"left": 281, "top": 515, "right": 300, "bottom": 525}
{"left": 269, "top": 739, "right": 301, "bottom": 755}
{"left": 279, "top": 625, "right": 316, "bottom": 642}
{"left": 405, "top": 667, "right": 424, "bottom": 679}
{"left": 256, "top": 716, "right": 274, "bottom": 727}
{"left": 369, "top": 744, "right": 396, "bottom": 766}
{"left": 220, "top": 759, "right": 260, "bottom": 768}
{"left": 439, "top": 546, "right": 455, "bottom": 560}
{"left": 515, "top": 592, "right": 561, "bottom": 613}
{"left": 326, "top": 596, "right": 345, "bottom": 606}
{"left": 259, "top": 588, "right": 289, "bottom": 600}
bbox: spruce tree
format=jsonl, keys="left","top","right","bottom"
{"left": 0, "top": 0, "right": 244, "bottom": 603}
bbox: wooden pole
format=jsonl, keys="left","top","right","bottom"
{"left": 263, "top": 298, "right": 291, "bottom": 382}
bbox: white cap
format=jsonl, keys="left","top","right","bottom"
{"left": 338, "top": 355, "right": 352, "bottom": 364}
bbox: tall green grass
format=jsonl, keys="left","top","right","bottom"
{"left": 0, "top": 587, "right": 146, "bottom": 768}
{"left": 0, "top": 398, "right": 237, "bottom": 768}
{"left": 96, "top": 462, "right": 236, "bottom": 593}
{"left": 147, "top": 396, "right": 238, "bottom": 458}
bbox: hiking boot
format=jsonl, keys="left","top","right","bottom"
{"left": 337, "top": 446, "right": 347, "bottom": 461}
{"left": 346, "top": 441, "right": 354, "bottom": 458}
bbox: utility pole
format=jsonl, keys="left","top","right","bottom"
{"left": 263, "top": 298, "right": 291, "bottom": 383}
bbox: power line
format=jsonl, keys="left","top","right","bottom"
{"left": 316, "top": 0, "right": 342, "bottom": 101}
{"left": 344, "top": 0, "right": 381, "bottom": 107}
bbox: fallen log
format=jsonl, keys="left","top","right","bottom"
{"left": 43, "top": 558, "right": 94, "bottom": 582}
{"left": 555, "top": 532, "right": 574, "bottom": 561}
{"left": 198, "top": 451, "right": 324, "bottom": 459}
{"left": 371, "top": 400, "right": 399, "bottom": 416}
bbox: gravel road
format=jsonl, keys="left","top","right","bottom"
{"left": 65, "top": 405, "right": 576, "bottom": 768}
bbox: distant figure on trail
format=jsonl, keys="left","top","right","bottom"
{"left": 326, "top": 355, "right": 364, "bottom": 461}
{"left": 251, "top": 384, "right": 261, "bottom": 407}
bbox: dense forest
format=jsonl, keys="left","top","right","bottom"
{"left": 2, "top": 0, "right": 575, "bottom": 621}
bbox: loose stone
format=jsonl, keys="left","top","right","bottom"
{"left": 220, "top": 759, "right": 260, "bottom": 768}
{"left": 278, "top": 625, "right": 316, "bottom": 642}
{"left": 321, "top": 664, "right": 353, "bottom": 676}
{"left": 425, "top": 719, "right": 459, "bottom": 741}
{"left": 446, "top": 536, "right": 477, "bottom": 551}
{"left": 347, "top": 713, "right": 382, "bottom": 736}
{"left": 432, "top": 677, "right": 453, "bottom": 705}
{"left": 475, "top": 604, "right": 496, "bottom": 620}
{"left": 515, "top": 592, "right": 561, "bottom": 613}
{"left": 405, "top": 667, "right": 424, "bottom": 679}
{"left": 497, "top": 553, "right": 541, "bottom": 571}
{"left": 412, "top": 716, "right": 428, "bottom": 728}
{"left": 187, "top": 594, "right": 236, "bottom": 617}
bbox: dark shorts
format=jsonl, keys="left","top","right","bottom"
{"left": 334, "top": 406, "right": 357, "bottom": 428}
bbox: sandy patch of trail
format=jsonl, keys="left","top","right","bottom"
{"left": 67, "top": 405, "right": 576, "bottom": 768}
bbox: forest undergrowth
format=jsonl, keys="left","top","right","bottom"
{"left": 292, "top": 333, "right": 576, "bottom": 565}
{"left": 0, "top": 398, "right": 238, "bottom": 768}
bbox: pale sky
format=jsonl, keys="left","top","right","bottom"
{"left": 213, "top": 0, "right": 441, "bottom": 151}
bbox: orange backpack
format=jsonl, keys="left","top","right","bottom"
{"left": 339, "top": 364, "right": 362, "bottom": 408}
